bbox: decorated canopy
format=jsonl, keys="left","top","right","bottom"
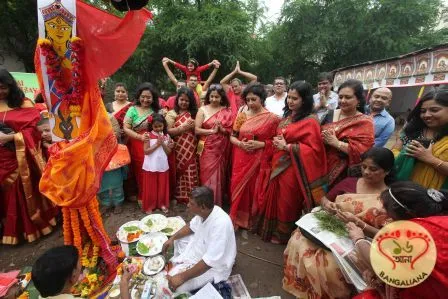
{"left": 332, "top": 44, "right": 448, "bottom": 90}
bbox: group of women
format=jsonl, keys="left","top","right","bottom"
{"left": 2, "top": 64, "right": 448, "bottom": 297}
{"left": 281, "top": 88, "right": 448, "bottom": 297}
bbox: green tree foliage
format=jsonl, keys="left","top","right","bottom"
{"left": 266, "top": 0, "right": 448, "bottom": 84}
{"left": 112, "top": 0, "right": 258, "bottom": 93}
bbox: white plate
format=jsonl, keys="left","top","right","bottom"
{"left": 117, "top": 221, "right": 144, "bottom": 243}
{"left": 136, "top": 232, "right": 168, "bottom": 256}
{"left": 143, "top": 255, "right": 166, "bottom": 276}
{"left": 161, "top": 217, "right": 186, "bottom": 236}
{"left": 141, "top": 214, "right": 168, "bottom": 233}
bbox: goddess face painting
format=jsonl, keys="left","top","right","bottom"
{"left": 45, "top": 16, "right": 72, "bottom": 45}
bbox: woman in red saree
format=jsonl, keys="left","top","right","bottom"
{"left": 0, "top": 69, "right": 57, "bottom": 244}
{"left": 106, "top": 83, "right": 132, "bottom": 142}
{"left": 195, "top": 84, "right": 233, "bottom": 206}
{"left": 256, "top": 81, "right": 328, "bottom": 244}
{"left": 321, "top": 79, "right": 374, "bottom": 189}
{"left": 166, "top": 87, "right": 199, "bottom": 204}
{"left": 123, "top": 83, "right": 160, "bottom": 204}
{"left": 229, "top": 83, "right": 280, "bottom": 229}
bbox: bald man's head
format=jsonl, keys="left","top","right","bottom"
{"left": 370, "top": 87, "right": 392, "bottom": 112}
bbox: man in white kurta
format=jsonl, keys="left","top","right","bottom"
{"left": 163, "top": 186, "right": 236, "bottom": 293}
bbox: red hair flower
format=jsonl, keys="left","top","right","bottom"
{"left": 147, "top": 115, "right": 153, "bottom": 124}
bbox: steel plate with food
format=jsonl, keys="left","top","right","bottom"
{"left": 161, "top": 217, "right": 186, "bottom": 236}
{"left": 117, "top": 221, "right": 145, "bottom": 243}
{"left": 143, "top": 255, "right": 166, "bottom": 276}
{"left": 141, "top": 214, "right": 168, "bottom": 233}
{"left": 136, "top": 232, "right": 168, "bottom": 256}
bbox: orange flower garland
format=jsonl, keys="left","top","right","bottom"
{"left": 70, "top": 209, "right": 82, "bottom": 255}
{"left": 62, "top": 208, "right": 72, "bottom": 245}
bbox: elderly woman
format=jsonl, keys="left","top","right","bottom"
{"left": 346, "top": 181, "right": 448, "bottom": 299}
{"left": 256, "top": 81, "right": 327, "bottom": 244}
{"left": 229, "top": 83, "right": 280, "bottom": 230}
{"left": 166, "top": 87, "right": 199, "bottom": 204}
{"left": 195, "top": 84, "right": 233, "bottom": 206}
{"left": 123, "top": 83, "right": 160, "bottom": 205}
{"left": 0, "top": 69, "right": 57, "bottom": 244}
{"left": 392, "top": 90, "right": 448, "bottom": 189}
{"left": 321, "top": 79, "right": 375, "bottom": 189}
{"left": 283, "top": 147, "right": 395, "bottom": 299}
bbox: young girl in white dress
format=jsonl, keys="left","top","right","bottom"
{"left": 142, "top": 113, "right": 174, "bottom": 214}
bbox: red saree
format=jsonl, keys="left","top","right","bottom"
{"left": 230, "top": 111, "right": 280, "bottom": 229}
{"left": 322, "top": 112, "right": 374, "bottom": 188}
{"left": 0, "top": 102, "right": 57, "bottom": 244}
{"left": 256, "top": 116, "right": 327, "bottom": 243}
{"left": 170, "top": 111, "right": 199, "bottom": 204}
{"left": 124, "top": 108, "right": 152, "bottom": 203}
{"left": 112, "top": 102, "right": 132, "bottom": 130}
{"left": 198, "top": 107, "right": 233, "bottom": 206}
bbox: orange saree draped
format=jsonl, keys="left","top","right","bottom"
{"left": 230, "top": 111, "right": 279, "bottom": 229}
{"left": 199, "top": 108, "right": 233, "bottom": 206}
{"left": 322, "top": 113, "right": 374, "bottom": 188}
{"left": 256, "top": 116, "right": 327, "bottom": 243}
{"left": 0, "top": 102, "right": 57, "bottom": 244}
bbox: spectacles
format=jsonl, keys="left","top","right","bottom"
{"left": 210, "top": 84, "right": 223, "bottom": 91}
{"left": 274, "top": 82, "right": 285, "bottom": 85}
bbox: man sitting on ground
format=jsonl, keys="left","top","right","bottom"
{"left": 163, "top": 186, "right": 237, "bottom": 293}
{"left": 32, "top": 245, "right": 132, "bottom": 299}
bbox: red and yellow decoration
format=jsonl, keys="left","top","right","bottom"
{"left": 36, "top": 0, "right": 152, "bottom": 274}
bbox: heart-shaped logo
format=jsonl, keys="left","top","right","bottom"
{"left": 370, "top": 220, "right": 436, "bottom": 288}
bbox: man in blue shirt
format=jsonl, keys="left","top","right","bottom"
{"left": 367, "top": 87, "right": 395, "bottom": 147}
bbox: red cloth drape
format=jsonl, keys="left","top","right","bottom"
{"left": 76, "top": 1, "right": 152, "bottom": 82}
{"left": 199, "top": 108, "right": 233, "bottom": 206}
{"left": 396, "top": 216, "right": 448, "bottom": 298}
{"left": 256, "top": 117, "right": 327, "bottom": 243}
{"left": 322, "top": 114, "right": 374, "bottom": 188}
{"left": 0, "top": 105, "right": 57, "bottom": 244}
{"left": 229, "top": 111, "right": 279, "bottom": 229}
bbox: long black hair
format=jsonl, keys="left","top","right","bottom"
{"left": 361, "top": 147, "right": 395, "bottom": 185}
{"left": 148, "top": 113, "right": 168, "bottom": 135}
{"left": 134, "top": 82, "right": 160, "bottom": 113}
{"left": 283, "top": 81, "right": 314, "bottom": 123}
{"left": 174, "top": 87, "right": 198, "bottom": 118}
{"left": 404, "top": 90, "right": 448, "bottom": 140}
{"left": 0, "top": 68, "right": 25, "bottom": 108}
{"left": 204, "top": 84, "right": 230, "bottom": 107}
{"left": 381, "top": 181, "right": 448, "bottom": 220}
{"left": 337, "top": 79, "right": 365, "bottom": 114}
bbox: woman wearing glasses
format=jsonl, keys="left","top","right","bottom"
{"left": 229, "top": 83, "right": 280, "bottom": 230}
{"left": 123, "top": 83, "right": 160, "bottom": 205}
{"left": 195, "top": 84, "right": 233, "bottom": 206}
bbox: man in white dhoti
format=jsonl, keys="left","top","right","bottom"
{"left": 162, "top": 186, "right": 237, "bottom": 293}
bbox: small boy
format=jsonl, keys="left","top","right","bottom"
{"left": 32, "top": 246, "right": 81, "bottom": 298}
{"left": 32, "top": 245, "right": 133, "bottom": 299}
{"left": 36, "top": 111, "right": 52, "bottom": 161}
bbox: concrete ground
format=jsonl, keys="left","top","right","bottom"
{"left": 0, "top": 200, "right": 294, "bottom": 298}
